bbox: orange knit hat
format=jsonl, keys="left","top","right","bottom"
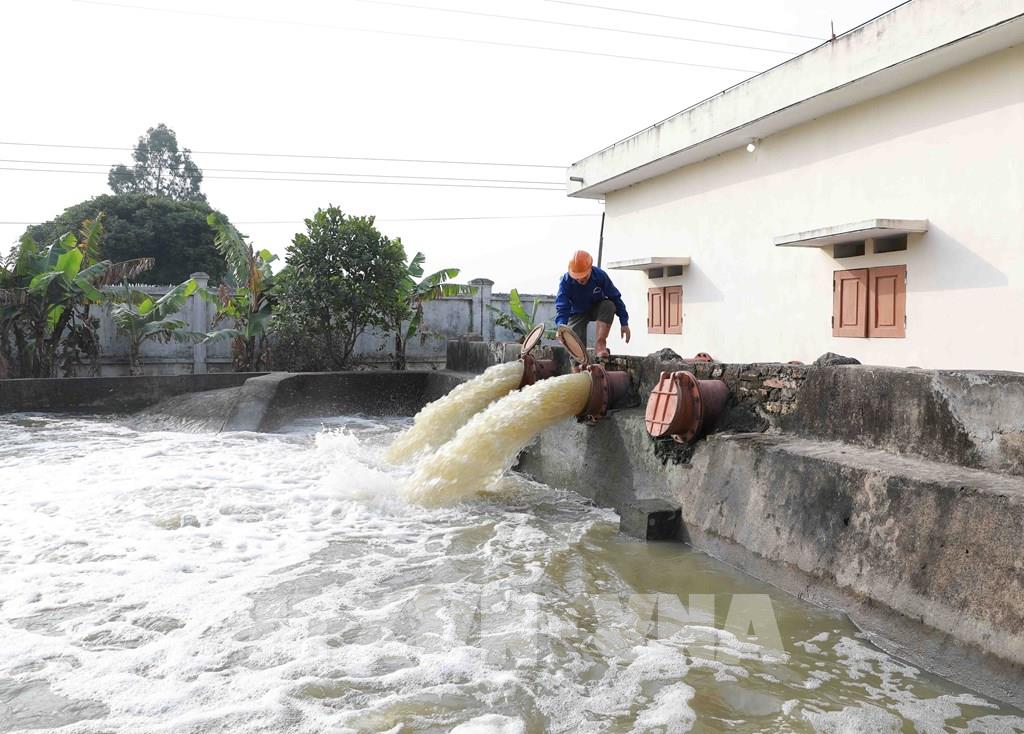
{"left": 568, "top": 250, "right": 593, "bottom": 279}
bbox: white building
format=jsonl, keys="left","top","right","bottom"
{"left": 568, "top": 0, "right": 1024, "bottom": 370}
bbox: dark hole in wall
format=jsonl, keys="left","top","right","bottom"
{"left": 873, "top": 234, "right": 908, "bottom": 253}
{"left": 833, "top": 241, "right": 866, "bottom": 258}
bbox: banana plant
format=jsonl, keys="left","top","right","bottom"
{"left": 110, "top": 279, "right": 203, "bottom": 376}
{"left": 392, "top": 251, "right": 476, "bottom": 370}
{"left": 202, "top": 214, "right": 277, "bottom": 371}
{"left": 0, "top": 217, "right": 154, "bottom": 377}
{"left": 487, "top": 288, "right": 552, "bottom": 340}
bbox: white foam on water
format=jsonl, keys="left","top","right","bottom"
{"left": 1, "top": 413, "right": 1022, "bottom": 733}
{"left": 449, "top": 714, "right": 526, "bottom": 734}
{"left": 386, "top": 361, "right": 525, "bottom": 463}
{"left": 404, "top": 372, "right": 591, "bottom": 505}
{"left": 804, "top": 703, "right": 903, "bottom": 733}
{"left": 631, "top": 682, "right": 696, "bottom": 734}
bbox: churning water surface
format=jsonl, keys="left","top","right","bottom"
{"left": 1, "top": 413, "right": 1022, "bottom": 733}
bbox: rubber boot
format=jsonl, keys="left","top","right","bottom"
{"left": 595, "top": 320, "right": 612, "bottom": 359}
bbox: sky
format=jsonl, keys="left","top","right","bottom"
{"left": 1, "top": 0, "right": 900, "bottom": 294}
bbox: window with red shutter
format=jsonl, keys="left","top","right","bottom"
{"left": 833, "top": 269, "right": 868, "bottom": 337}
{"left": 648, "top": 288, "right": 665, "bottom": 334}
{"left": 665, "top": 285, "right": 682, "bottom": 335}
{"left": 868, "top": 265, "right": 906, "bottom": 337}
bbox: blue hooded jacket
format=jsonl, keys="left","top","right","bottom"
{"left": 554, "top": 266, "right": 629, "bottom": 326}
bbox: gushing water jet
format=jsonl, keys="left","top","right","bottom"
{"left": 386, "top": 324, "right": 560, "bottom": 462}
{"left": 404, "top": 371, "right": 593, "bottom": 505}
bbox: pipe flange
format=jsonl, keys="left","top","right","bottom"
{"left": 519, "top": 353, "right": 538, "bottom": 389}
{"left": 579, "top": 364, "right": 610, "bottom": 422}
{"left": 673, "top": 371, "right": 704, "bottom": 444}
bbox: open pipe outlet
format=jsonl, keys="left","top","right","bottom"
{"left": 556, "top": 325, "right": 633, "bottom": 422}
{"left": 517, "top": 323, "right": 560, "bottom": 389}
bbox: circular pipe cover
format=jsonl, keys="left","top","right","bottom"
{"left": 556, "top": 325, "right": 589, "bottom": 366}
{"left": 520, "top": 323, "right": 546, "bottom": 357}
{"left": 645, "top": 371, "right": 683, "bottom": 438}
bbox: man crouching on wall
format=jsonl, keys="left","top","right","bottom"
{"left": 555, "top": 250, "right": 630, "bottom": 359}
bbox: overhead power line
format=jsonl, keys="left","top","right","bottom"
{"left": 350, "top": 0, "right": 796, "bottom": 54}
{"left": 258, "top": 213, "right": 603, "bottom": 223}
{"left": 545, "top": 0, "right": 827, "bottom": 41}
{"left": 74, "top": 0, "right": 759, "bottom": 72}
{"left": 0, "top": 214, "right": 602, "bottom": 226}
{"left": 0, "top": 140, "right": 565, "bottom": 170}
{"left": 0, "top": 166, "right": 565, "bottom": 191}
{"left": 0, "top": 159, "right": 563, "bottom": 186}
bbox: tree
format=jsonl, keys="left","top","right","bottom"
{"left": 202, "top": 214, "right": 277, "bottom": 371}
{"left": 487, "top": 288, "right": 551, "bottom": 339}
{"left": 25, "top": 194, "right": 227, "bottom": 284}
{"left": 110, "top": 279, "right": 202, "bottom": 376}
{"left": 391, "top": 252, "right": 475, "bottom": 370}
{"left": 108, "top": 124, "right": 205, "bottom": 201}
{"left": 274, "top": 207, "right": 407, "bottom": 370}
{"left": 0, "top": 216, "right": 154, "bottom": 378}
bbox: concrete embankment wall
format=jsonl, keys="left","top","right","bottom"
{"left": 219, "top": 371, "right": 467, "bottom": 431}
{"left": 0, "top": 373, "right": 266, "bottom": 414}
{"left": 0, "top": 371, "right": 465, "bottom": 432}
{"left": 447, "top": 340, "right": 1024, "bottom": 706}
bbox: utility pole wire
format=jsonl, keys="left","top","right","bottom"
{"left": 545, "top": 0, "right": 827, "bottom": 41}
{"left": 1, "top": 214, "right": 602, "bottom": 226}
{"left": 73, "top": 0, "right": 759, "bottom": 72}
{"left": 0, "top": 159, "right": 563, "bottom": 186}
{"left": 0, "top": 166, "right": 566, "bottom": 191}
{"left": 349, "top": 0, "right": 797, "bottom": 54}
{"left": 0, "top": 140, "right": 565, "bottom": 170}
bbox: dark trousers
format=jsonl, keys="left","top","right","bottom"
{"left": 567, "top": 299, "right": 616, "bottom": 347}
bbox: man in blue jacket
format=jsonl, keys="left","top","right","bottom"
{"left": 555, "top": 249, "right": 630, "bottom": 359}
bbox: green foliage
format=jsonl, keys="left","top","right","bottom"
{"left": 273, "top": 206, "right": 407, "bottom": 370}
{"left": 108, "top": 124, "right": 205, "bottom": 201}
{"left": 0, "top": 215, "right": 154, "bottom": 378}
{"left": 201, "top": 214, "right": 278, "bottom": 371}
{"left": 110, "top": 279, "right": 202, "bottom": 375}
{"left": 487, "top": 289, "right": 551, "bottom": 340}
{"left": 24, "top": 194, "right": 226, "bottom": 285}
{"left": 390, "top": 251, "right": 475, "bottom": 370}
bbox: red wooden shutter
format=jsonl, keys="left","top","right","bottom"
{"left": 868, "top": 265, "right": 906, "bottom": 338}
{"left": 648, "top": 287, "right": 665, "bottom": 334}
{"left": 833, "top": 269, "right": 868, "bottom": 337}
{"left": 665, "top": 285, "right": 682, "bottom": 335}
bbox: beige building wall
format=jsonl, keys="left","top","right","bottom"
{"left": 601, "top": 45, "right": 1024, "bottom": 370}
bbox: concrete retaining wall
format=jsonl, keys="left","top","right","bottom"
{"left": 220, "top": 371, "right": 468, "bottom": 432}
{"left": 516, "top": 407, "right": 1024, "bottom": 707}
{"left": 784, "top": 366, "right": 1024, "bottom": 476}
{"left": 442, "top": 341, "right": 1024, "bottom": 702}
{"left": 0, "top": 373, "right": 266, "bottom": 414}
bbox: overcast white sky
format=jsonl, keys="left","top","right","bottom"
{"left": 1, "top": 0, "right": 898, "bottom": 293}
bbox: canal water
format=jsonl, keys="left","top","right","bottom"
{"left": 1, "top": 413, "right": 1021, "bottom": 733}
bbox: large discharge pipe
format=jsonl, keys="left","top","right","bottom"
{"left": 518, "top": 323, "right": 560, "bottom": 389}
{"left": 556, "top": 325, "right": 632, "bottom": 423}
